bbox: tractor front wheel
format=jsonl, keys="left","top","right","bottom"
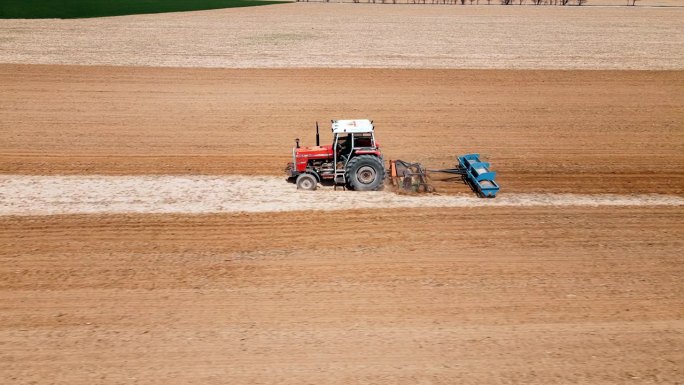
{"left": 346, "top": 155, "right": 386, "bottom": 191}
{"left": 296, "top": 173, "right": 317, "bottom": 191}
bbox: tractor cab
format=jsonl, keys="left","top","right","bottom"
{"left": 331, "top": 119, "right": 380, "bottom": 165}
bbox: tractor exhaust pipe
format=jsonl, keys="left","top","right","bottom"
{"left": 315, "top": 121, "right": 320, "bottom": 146}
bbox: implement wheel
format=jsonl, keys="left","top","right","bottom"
{"left": 345, "top": 155, "right": 386, "bottom": 191}
{"left": 296, "top": 173, "right": 317, "bottom": 191}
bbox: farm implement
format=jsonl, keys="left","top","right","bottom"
{"left": 424, "top": 154, "right": 500, "bottom": 198}
{"left": 286, "top": 119, "right": 500, "bottom": 198}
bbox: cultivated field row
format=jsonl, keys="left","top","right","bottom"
{"left": 2, "top": 207, "right": 682, "bottom": 384}
{"left": 1, "top": 3, "right": 682, "bottom": 69}
{"left": 2, "top": 65, "right": 682, "bottom": 194}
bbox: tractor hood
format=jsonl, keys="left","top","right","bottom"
{"left": 294, "top": 145, "right": 334, "bottom": 158}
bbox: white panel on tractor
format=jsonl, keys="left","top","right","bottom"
{"left": 331, "top": 119, "right": 374, "bottom": 134}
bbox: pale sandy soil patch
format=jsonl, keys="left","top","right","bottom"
{"left": 1, "top": 174, "right": 682, "bottom": 215}
{"left": 0, "top": 3, "right": 682, "bottom": 69}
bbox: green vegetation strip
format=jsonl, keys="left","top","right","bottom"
{"left": 0, "top": 0, "right": 288, "bottom": 19}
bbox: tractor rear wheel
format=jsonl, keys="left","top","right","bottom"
{"left": 346, "top": 155, "right": 385, "bottom": 191}
{"left": 296, "top": 173, "right": 317, "bottom": 191}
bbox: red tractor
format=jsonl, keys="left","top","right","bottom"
{"left": 286, "top": 119, "right": 386, "bottom": 191}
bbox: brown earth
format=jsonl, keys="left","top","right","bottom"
{"left": 1, "top": 63, "right": 683, "bottom": 384}
{"left": 1, "top": 207, "right": 682, "bottom": 384}
{"left": 1, "top": 3, "right": 683, "bottom": 70}
{"left": 1, "top": 64, "right": 683, "bottom": 194}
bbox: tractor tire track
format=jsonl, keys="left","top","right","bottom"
{"left": 1, "top": 175, "right": 682, "bottom": 216}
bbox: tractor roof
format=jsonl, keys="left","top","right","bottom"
{"left": 331, "top": 119, "right": 374, "bottom": 134}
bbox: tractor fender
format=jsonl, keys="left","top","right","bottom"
{"left": 304, "top": 170, "right": 322, "bottom": 182}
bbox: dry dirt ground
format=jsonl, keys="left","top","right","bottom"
{"left": 1, "top": 64, "right": 682, "bottom": 194}
{"left": 1, "top": 207, "right": 683, "bottom": 384}
{"left": 1, "top": 3, "right": 683, "bottom": 384}
{"left": 2, "top": 175, "right": 683, "bottom": 216}
{"left": 0, "top": 64, "right": 682, "bottom": 384}
{"left": 1, "top": 3, "right": 683, "bottom": 69}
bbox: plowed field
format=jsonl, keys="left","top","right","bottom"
{"left": 2, "top": 207, "right": 683, "bottom": 384}
{"left": 1, "top": 3, "right": 682, "bottom": 69}
{"left": 1, "top": 63, "right": 683, "bottom": 384}
{"left": 1, "top": 3, "right": 683, "bottom": 381}
{"left": 1, "top": 64, "right": 682, "bottom": 194}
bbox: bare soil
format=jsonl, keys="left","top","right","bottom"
{"left": 1, "top": 3, "right": 682, "bottom": 69}
{"left": 1, "top": 7, "right": 682, "bottom": 380}
{"left": 1, "top": 64, "right": 682, "bottom": 194}
{"left": 2, "top": 175, "right": 682, "bottom": 216}
{"left": 1, "top": 207, "right": 682, "bottom": 384}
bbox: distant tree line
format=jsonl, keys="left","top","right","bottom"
{"left": 301, "top": 0, "right": 644, "bottom": 5}
{"left": 500, "top": 0, "right": 587, "bottom": 4}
